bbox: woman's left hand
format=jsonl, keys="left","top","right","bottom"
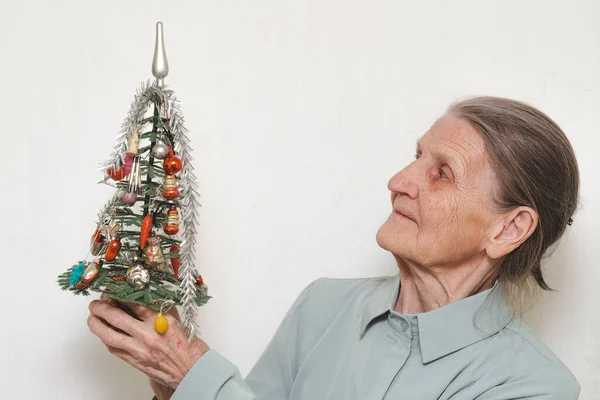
{"left": 87, "top": 294, "right": 209, "bottom": 390}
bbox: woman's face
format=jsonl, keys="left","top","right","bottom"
{"left": 376, "top": 113, "right": 501, "bottom": 268}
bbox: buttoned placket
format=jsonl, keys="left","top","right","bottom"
{"left": 365, "top": 311, "right": 414, "bottom": 400}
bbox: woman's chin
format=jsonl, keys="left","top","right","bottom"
{"left": 375, "top": 222, "right": 406, "bottom": 253}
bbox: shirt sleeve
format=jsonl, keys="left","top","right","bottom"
{"left": 474, "top": 363, "right": 581, "bottom": 400}
{"left": 171, "top": 279, "right": 320, "bottom": 400}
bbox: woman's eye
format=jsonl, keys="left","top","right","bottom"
{"left": 438, "top": 168, "right": 449, "bottom": 179}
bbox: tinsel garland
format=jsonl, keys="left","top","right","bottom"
{"left": 99, "top": 81, "right": 203, "bottom": 340}
{"left": 164, "top": 89, "right": 202, "bottom": 340}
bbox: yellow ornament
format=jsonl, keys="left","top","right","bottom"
{"left": 154, "top": 313, "right": 169, "bottom": 334}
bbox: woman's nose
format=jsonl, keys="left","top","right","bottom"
{"left": 387, "top": 168, "right": 419, "bottom": 199}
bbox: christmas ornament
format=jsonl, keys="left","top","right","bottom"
{"left": 91, "top": 211, "right": 115, "bottom": 255}
{"left": 99, "top": 218, "right": 117, "bottom": 240}
{"left": 145, "top": 235, "right": 167, "bottom": 271}
{"left": 122, "top": 155, "right": 142, "bottom": 204}
{"left": 107, "top": 166, "right": 125, "bottom": 181}
{"left": 126, "top": 128, "right": 140, "bottom": 156}
{"left": 195, "top": 275, "right": 204, "bottom": 286}
{"left": 126, "top": 259, "right": 150, "bottom": 291}
{"left": 162, "top": 174, "right": 179, "bottom": 200}
{"left": 154, "top": 300, "right": 175, "bottom": 334}
{"left": 152, "top": 140, "right": 169, "bottom": 159}
{"left": 104, "top": 238, "right": 122, "bottom": 262}
{"left": 124, "top": 155, "right": 134, "bottom": 176}
{"left": 163, "top": 205, "right": 179, "bottom": 235}
{"left": 170, "top": 244, "right": 180, "bottom": 279}
{"left": 140, "top": 214, "right": 153, "bottom": 249}
{"left": 121, "top": 191, "right": 137, "bottom": 204}
{"left": 163, "top": 155, "right": 182, "bottom": 175}
{"left": 82, "top": 259, "right": 102, "bottom": 284}
{"left": 109, "top": 223, "right": 121, "bottom": 238}
{"left": 154, "top": 314, "right": 168, "bottom": 334}
{"left": 129, "top": 155, "right": 142, "bottom": 193}
{"left": 90, "top": 227, "right": 105, "bottom": 256}
{"left": 69, "top": 262, "right": 85, "bottom": 288}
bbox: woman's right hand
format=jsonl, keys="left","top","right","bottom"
{"left": 149, "top": 305, "right": 184, "bottom": 400}
{"left": 89, "top": 294, "right": 208, "bottom": 397}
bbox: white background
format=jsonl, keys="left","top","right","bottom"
{"left": 0, "top": 0, "right": 598, "bottom": 399}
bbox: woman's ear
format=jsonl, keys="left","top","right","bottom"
{"left": 485, "top": 207, "right": 538, "bottom": 260}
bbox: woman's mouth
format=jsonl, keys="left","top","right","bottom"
{"left": 393, "top": 209, "right": 414, "bottom": 222}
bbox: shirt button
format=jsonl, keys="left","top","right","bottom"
{"left": 388, "top": 313, "right": 410, "bottom": 333}
{"left": 399, "top": 319, "right": 409, "bottom": 332}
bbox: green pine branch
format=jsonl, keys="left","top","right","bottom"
{"left": 59, "top": 97, "right": 207, "bottom": 310}
{"left": 58, "top": 266, "right": 210, "bottom": 310}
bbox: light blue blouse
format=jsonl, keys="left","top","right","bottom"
{"left": 172, "top": 273, "right": 580, "bottom": 399}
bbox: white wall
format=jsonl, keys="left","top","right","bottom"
{"left": 1, "top": 0, "right": 598, "bottom": 399}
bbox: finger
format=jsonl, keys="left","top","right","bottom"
{"left": 100, "top": 293, "right": 118, "bottom": 307}
{"left": 114, "top": 301, "right": 147, "bottom": 322}
{"left": 100, "top": 292, "right": 118, "bottom": 302}
{"left": 118, "top": 301, "right": 158, "bottom": 321}
{"left": 89, "top": 299, "right": 145, "bottom": 337}
{"left": 106, "top": 344, "right": 175, "bottom": 389}
{"left": 87, "top": 313, "right": 143, "bottom": 353}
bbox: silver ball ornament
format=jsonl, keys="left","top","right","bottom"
{"left": 152, "top": 142, "right": 169, "bottom": 159}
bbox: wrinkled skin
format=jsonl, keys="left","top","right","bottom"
{"left": 377, "top": 113, "right": 499, "bottom": 268}
{"left": 376, "top": 113, "right": 537, "bottom": 313}
{"left": 88, "top": 294, "right": 209, "bottom": 400}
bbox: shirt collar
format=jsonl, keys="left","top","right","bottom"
{"left": 360, "top": 272, "right": 513, "bottom": 364}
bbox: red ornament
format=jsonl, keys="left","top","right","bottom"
{"left": 195, "top": 275, "right": 204, "bottom": 286}
{"left": 162, "top": 174, "right": 179, "bottom": 200}
{"left": 163, "top": 186, "right": 180, "bottom": 200}
{"left": 170, "top": 244, "right": 180, "bottom": 279}
{"left": 104, "top": 238, "right": 122, "bottom": 262}
{"left": 107, "top": 167, "right": 125, "bottom": 181}
{"left": 90, "top": 227, "right": 105, "bottom": 256}
{"left": 163, "top": 156, "right": 183, "bottom": 175}
{"left": 112, "top": 275, "right": 125, "bottom": 281}
{"left": 91, "top": 227, "right": 104, "bottom": 243}
{"left": 163, "top": 206, "right": 180, "bottom": 235}
{"left": 75, "top": 282, "right": 88, "bottom": 289}
{"left": 124, "top": 155, "right": 134, "bottom": 175}
{"left": 164, "top": 224, "right": 179, "bottom": 235}
{"left": 81, "top": 260, "right": 101, "bottom": 284}
{"left": 140, "top": 214, "right": 152, "bottom": 249}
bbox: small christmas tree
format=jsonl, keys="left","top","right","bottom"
{"left": 57, "top": 22, "right": 209, "bottom": 340}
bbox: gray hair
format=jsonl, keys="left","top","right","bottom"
{"left": 448, "top": 96, "right": 580, "bottom": 311}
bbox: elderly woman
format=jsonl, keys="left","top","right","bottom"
{"left": 88, "top": 96, "right": 580, "bottom": 399}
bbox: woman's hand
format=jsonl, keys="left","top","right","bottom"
{"left": 87, "top": 294, "right": 210, "bottom": 394}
